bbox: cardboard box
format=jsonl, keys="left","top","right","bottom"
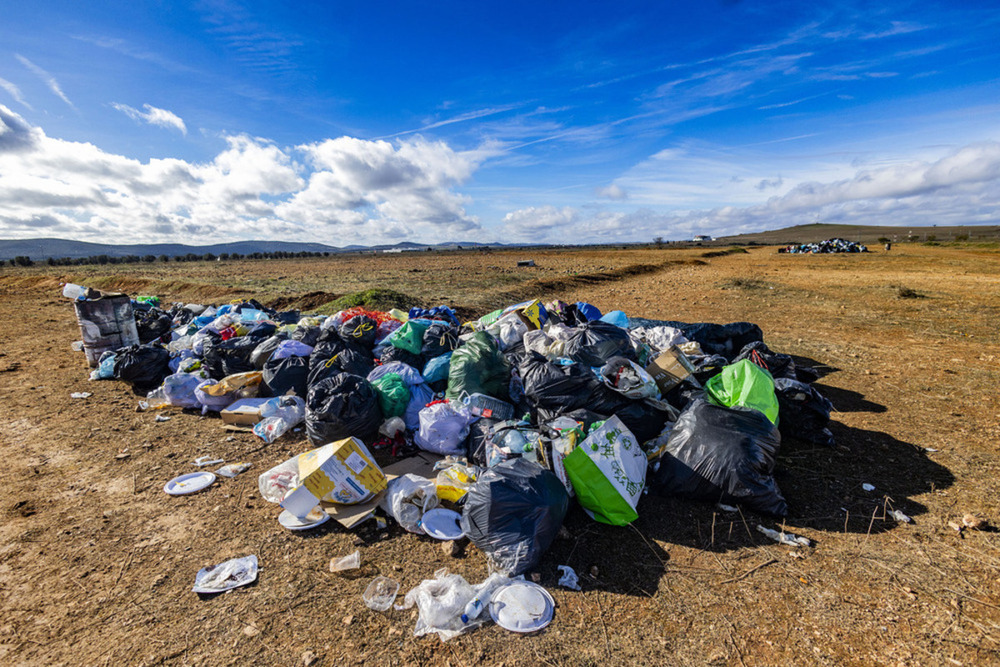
{"left": 320, "top": 451, "right": 442, "bottom": 529}
{"left": 220, "top": 398, "right": 269, "bottom": 426}
{"left": 645, "top": 346, "right": 695, "bottom": 394}
{"left": 281, "top": 438, "right": 388, "bottom": 519}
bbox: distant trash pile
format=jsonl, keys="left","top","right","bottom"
{"left": 65, "top": 281, "right": 836, "bottom": 639}
{"left": 780, "top": 237, "right": 868, "bottom": 254}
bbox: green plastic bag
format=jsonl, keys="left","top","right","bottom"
{"left": 388, "top": 320, "right": 430, "bottom": 355}
{"left": 705, "top": 359, "right": 779, "bottom": 425}
{"left": 371, "top": 373, "right": 411, "bottom": 418}
{"left": 563, "top": 416, "right": 645, "bottom": 526}
{"left": 445, "top": 332, "right": 510, "bottom": 401}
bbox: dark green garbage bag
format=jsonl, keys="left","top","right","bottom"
{"left": 445, "top": 332, "right": 511, "bottom": 402}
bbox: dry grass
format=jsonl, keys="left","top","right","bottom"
{"left": 1, "top": 243, "right": 999, "bottom": 665}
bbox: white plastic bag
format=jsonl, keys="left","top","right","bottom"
{"left": 398, "top": 568, "right": 510, "bottom": 641}
{"left": 414, "top": 401, "right": 475, "bottom": 455}
{"left": 379, "top": 474, "right": 439, "bottom": 533}
{"left": 253, "top": 395, "right": 306, "bottom": 443}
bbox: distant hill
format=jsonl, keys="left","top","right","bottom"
{"left": 717, "top": 223, "right": 1000, "bottom": 245}
{"left": 0, "top": 237, "right": 503, "bottom": 260}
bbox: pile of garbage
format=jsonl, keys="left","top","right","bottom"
{"left": 780, "top": 238, "right": 868, "bottom": 254}
{"left": 67, "top": 284, "right": 836, "bottom": 639}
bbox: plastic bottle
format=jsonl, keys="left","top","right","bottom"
{"left": 460, "top": 595, "right": 487, "bottom": 624}
{"left": 62, "top": 283, "right": 88, "bottom": 300}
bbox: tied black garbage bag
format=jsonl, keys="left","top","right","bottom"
{"left": 650, "top": 321, "right": 763, "bottom": 361}
{"left": 244, "top": 321, "right": 277, "bottom": 339}
{"left": 250, "top": 333, "right": 289, "bottom": 370}
{"left": 339, "top": 315, "right": 378, "bottom": 350}
{"left": 774, "top": 378, "right": 835, "bottom": 446}
{"left": 291, "top": 324, "right": 321, "bottom": 347}
{"left": 733, "top": 341, "right": 796, "bottom": 380}
{"left": 113, "top": 344, "right": 171, "bottom": 392}
{"left": 421, "top": 321, "right": 459, "bottom": 359}
{"left": 649, "top": 399, "right": 787, "bottom": 516}
{"left": 380, "top": 344, "right": 424, "bottom": 371}
{"left": 461, "top": 458, "right": 569, "bottom": 576}
{"left": 445, "top": 332, "right": 510, "bottom": 402}
{"left": 262, "top": 355, "right": 310, "bottom": 398}
{"left": 305, "top": 373, "right": 382, "bottom": 445}
{"left": 309, "top": 330, "right": 374, "bottom": 386}
{"left": 203, "top": 335, "right": 266, "bottom": 380}
{"left": 136, "top": 308, "right": 173, "bottom": 344}
{"left": 562, "top": 320, "right": 636, "bottom": 367}
{"left": 519, "top": 354, "right": 629, "bottom": 416}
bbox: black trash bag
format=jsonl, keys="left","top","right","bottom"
{"left": 202, "top": 335, "right": 266, "bottom": 380}
{"left": 262, "top": 355, "right": 310, "bottom": 398}
{"left": 794, "top": 365, "right": 821, "bottom": 384}
{"left": 421, "top": 321, "right": 459, "bottom": 359}
{"left": 251, "top": 333, "right": 289, "bottom": 370}
{"left": 273, "top": 310, "right": 300, "bottom": 325}
{"left": 519, "top": 354, "right": 629, "bottom": 416}
{"left": 648, "top": 399, "right": 787, "bottom": 516}
{"left": 460, "top": 458, "right": 569, "bottom": 576}
{"left": 380, "top": 344, "right": 424, "bottom": 370}
{"left": 305, "top": 373, "right": 383, "bottom": 445}
{"left": 292, "top": 324, "right": 321, "bottom": 347}
{"left": 660, "top": 321, "right": 764, "bottom": 361}
{"left": 562, "top": 320, "right": 636, "bottom": 367}
{"left": 466, "top": 416, "right": 502, "bottom": 467}
{"left": 112, "top": 344, "right": 171, "bottom": 391}
{"left": 774, "top": 378, "right": 835, "bottom": 446}
{"left": 445, "top": 332, "right": 510, "bottom": 402}
{"left": 734, "top": 341, "right": 796, "bottom": 380}
{"left": 136, "top": 308, "right": 173, "bottom": 344}
{"left": 610, "top": 401, "right": 672, "bottom": 444}
{"left": 339, "top": 315, "right": 378, "bottom": 350}
{"left": 244, "top": 321, "right": 278, "bottom": 339}
{"left": 310, "top": 332, "right": 375, "bottom": 386}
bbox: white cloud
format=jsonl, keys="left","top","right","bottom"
{"left": 498, "top": 141, "right": 1000, "bottom": 243}
{"left": 0, "top": 77, "right": 31, "bottom": 110}
{"left": 112, "top": 103, "right": 187, "bottom": 134}
{"left": 15, "top": 54, "right": 75, "bottom": 110}
{"left": 0, "top": 105, "right": 489, "bottom": 245}
{"left": 596, "top": 183, "right": 628, "bottom": 200}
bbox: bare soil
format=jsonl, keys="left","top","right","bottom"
{"left": 1, "top": 244, "right": 999, "bottom": 666}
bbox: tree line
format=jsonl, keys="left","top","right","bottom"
{"left": 7, "top": 250, "right": 335, "bottom": 267}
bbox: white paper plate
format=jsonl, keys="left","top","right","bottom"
{"left": 164, "top": 471, "right": 216, "bottom": 496}
{"left": 278, "top": 508, "right": 331, "bottom": 531}
{"left": 419, "top": 508, "right": 464, "bottom": 540}
{"left": 489, "top": 581, "right": 555, "bottom": 633}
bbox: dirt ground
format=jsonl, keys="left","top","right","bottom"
{"left": 1, "top": 244, "right": 999, "bottom": 666}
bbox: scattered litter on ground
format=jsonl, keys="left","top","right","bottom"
{"left": 329, "top": 550, "right": 361, "bottom": 573}
{"left": 70, "top": 391, "right": 91, "bottom": 399}
{"left": 757, "top": 525, "right": 812, "bottom": 547}
{"left": 779, "top": 238, "right": 869, "bottom": 254}
{"left": 862, "top": 483, "right": 875, "bottom": 492}
{"left": 889, "top": 509, "right": 912, "bottom": 523}
{"left": 557, "top": 565, "right": 582, "bottom": 591}
{"left": 192, "top": 555, "right": 258, "bottom": 594}
{"left": 164, "top": 471, "right": 216, "bottom": 496}
{"left": 363, "top": 576, "right": 400, "bottom": 612}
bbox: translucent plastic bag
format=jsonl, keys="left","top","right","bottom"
{"left": 398, "top": 568, "right": 509, "bottom": 641}
{"left": 379, "top": 473, "right": 439, "bottom": 533}
{"left": 414, "top": 401, "right": 475, "bottom": 456}
{"left": 253, "top": 395, "right": 306, "bottom": 443}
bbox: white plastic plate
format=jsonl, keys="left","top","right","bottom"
{"left": 164, "top": 471, "right": 216, "bottom": 496}
{"left": 489, "top": 581, "right": 555, "bottom": 633}
{"left": 419, "top": 508, "right": 464, "bottom": 540}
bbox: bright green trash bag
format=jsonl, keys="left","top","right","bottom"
{"left": 388, "top": 320, "right": 430, "bottom": 355}
{"left": 705, "top": 359, "right": 780, "bottom": 425}
{"left": 371, "top": 373, "right": 411, "bottom": 418}
{"left": 563, "top": 416, "right": 646, "bottom": 526}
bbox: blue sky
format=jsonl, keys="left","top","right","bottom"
{"left": 0, "top": 1, "right": 998, "bottom": 246}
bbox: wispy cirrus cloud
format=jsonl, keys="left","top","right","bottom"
{"left": 15, "top": 54, "right": 75, "bottom": 110}
{"left": 0, "top": 76, "right": 31, "bottom": 110}
{"left": 112, "top": 103, "right": 187, "bottom": 134}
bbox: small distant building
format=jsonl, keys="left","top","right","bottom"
{"left": 693, "top": 234, "right": 714, "bottom": 242}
